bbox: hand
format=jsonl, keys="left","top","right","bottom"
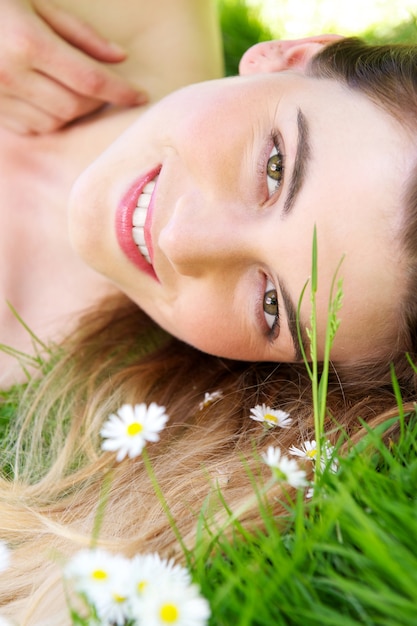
{"left": 0, "top": 0, "right": 147, "bottom": 134}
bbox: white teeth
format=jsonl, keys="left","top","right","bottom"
{"left": 132, "top": 226, "right": 146, "bottom": 245}
{"left": 139, "top": 246, "right": 151, "bottom": 263}
{"left": 137, "top": 193, "right": 151, "bottom": 209}
{"left": 143, "top": 181, "right": 156, "bottom": 194}
{"left": 132, "top": 175, "right": 158, "bottom": 265}
{"left": 132, "top": 206, "right": 147, "bottom": 227}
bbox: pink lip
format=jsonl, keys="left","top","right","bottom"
{"left": 144, "top": 182, "right": 156, "bottom": 265}
{"left": 116, "top": 166, "right": 161, "bottom": 281}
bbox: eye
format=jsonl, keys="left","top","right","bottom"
{"left": 263, "top": 277, "right": 279, "bottom": 331}
{"left": 266, "top": 135, "right": 284, "bottom": 198}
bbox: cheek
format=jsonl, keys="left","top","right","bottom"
{"left": 163, "top": 295, "right": 255, "bottom": 359}
{"left": 159, "top": 79, "right": 258, "bottom": 156}
{"left": 175, "top": 306, "right": 234, "bottom": 355}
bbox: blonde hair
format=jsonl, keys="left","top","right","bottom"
{"left": 0, "top": 293, "right": 410, "bottom": 623}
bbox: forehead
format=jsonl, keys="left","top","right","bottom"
{"left": 264, "top": 73, "right": 413, "bottom": 361}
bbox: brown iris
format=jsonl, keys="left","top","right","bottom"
{"left": 263, "top": 289, "right": 278, "bottom": 315}
{"left": 267, "top": 152, "right": 283, "bottom": 185}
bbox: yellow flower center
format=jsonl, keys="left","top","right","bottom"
{"left": 265, "top": 413, "right": 278, "bottom": 423}
{"left": 137, "top": 580, "right": 147, "bottom": 593}
{"left": 160, "top": 603, "right": 179, "bottom": 623}
{"left": 91, "top": 569, "right": 108, "bottom": 581}
{"left": 306, "top": 449, "right": 317, "bottom": 459}
{"left": 113, "top": 593, "right": 127, "bottom": 604}
{"left": 127, "top": 422, "right": 143, "bottom": 436}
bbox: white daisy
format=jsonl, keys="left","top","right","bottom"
{"left": 249, "top": 404, "right": 292, "bottom": 428}
{"left": 289, "top": 439, "right": 339, "bottom": 473}
{"left": 134, "top": 581, "right": 210, "bottom": 626}
{"left": 0, "top": 542, "right": 10, "bottom": 574}
{"left": 306, "top": 487, "right": 315, "bottom": 499}
{"left": 94, "top": 575, "right": 132, "bottom": 626}
{"left": 64, "top": 548, "right": 129, "bottom": 608}
{"left": 100, "top": 403, "right": 169, "bottom": 461}
{"left": 130, "top": 553, "right": 191, "bottom": 598}
{"left": 321, "top": 441, "right": 339, "bottom": 474}
{"left": 289, "top": 440, "right": 318, "bottom": 461}
{"left": 262, "top": 446, "right": 308, "bottom": 489}
{"left": 198, "top": 390, "right": 223, "bottom": 410}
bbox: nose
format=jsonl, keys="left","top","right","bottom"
{"left": 158, "top": 193, "right": 261, "bottom": 277}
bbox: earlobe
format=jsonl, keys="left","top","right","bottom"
{"left": 239, "top": 34, "right": 343, "bottom": 76}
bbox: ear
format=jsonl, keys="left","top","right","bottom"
{"left": 239, "top": 34, "right": 343, "bottom": 75}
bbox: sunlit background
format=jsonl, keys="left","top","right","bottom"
{"left": 246, "top": 0, "right": 416, "bottom": 37}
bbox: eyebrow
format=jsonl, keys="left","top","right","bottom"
{"left": 283, "top": 107, "right": 311, "bottom": 216}
{"left": 277, "top": 107, "right": 311, "bottom": 360}
{"left": 280, "top": 280, "right": 309, "bottom": 362}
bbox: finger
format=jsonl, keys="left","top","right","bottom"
{"left": 33, "top": 0, "right": 127, "bottom": 62}
{"left": 0, "top": 95, "right": 64, "bottom": 135}
{"left": 33, "top": 39, "right": 147, "bottom": 107}
{"left": 0, "top": 8, "right": 146, "bottom": 108}
{"left": 0, "top": 69, "right": 107, "bottom": 125}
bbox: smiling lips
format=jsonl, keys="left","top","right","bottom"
{"left": 116, "top": 166, "right": 160, "bottom": 281}
{"left": 132, "top": 176, "right": 158, "bottom": 264}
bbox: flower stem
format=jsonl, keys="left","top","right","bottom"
{"left": 142, "top": 447, "right": 191, "bottom": 567}
{"left": 91, "top": 470, "right": 114, "bottom": 548}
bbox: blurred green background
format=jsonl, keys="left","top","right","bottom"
{"left": 219, "top": 0, "right": 417, "bottom": 75}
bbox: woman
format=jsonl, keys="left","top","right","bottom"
{"left": 1, "top": 1, "right": 417, "bottom": 622}
{"left": 0, "top": 3, "right": 415, "bottom": 379}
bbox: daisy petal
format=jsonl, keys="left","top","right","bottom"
{"left": 262, "top": 446, "right": 308, "bottom": 489}
{"left": 100, "top": 403, "right": 169, "bottom": 461}
{"left": 249, "top": 404, "right": 292, "bottom": 428}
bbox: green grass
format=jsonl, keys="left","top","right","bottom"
{"left": 190, "top": 414, "right": 417, "bottom": 625}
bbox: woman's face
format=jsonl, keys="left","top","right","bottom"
{"left": 69, "top": 41, "right": 415, "bottom": 363}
